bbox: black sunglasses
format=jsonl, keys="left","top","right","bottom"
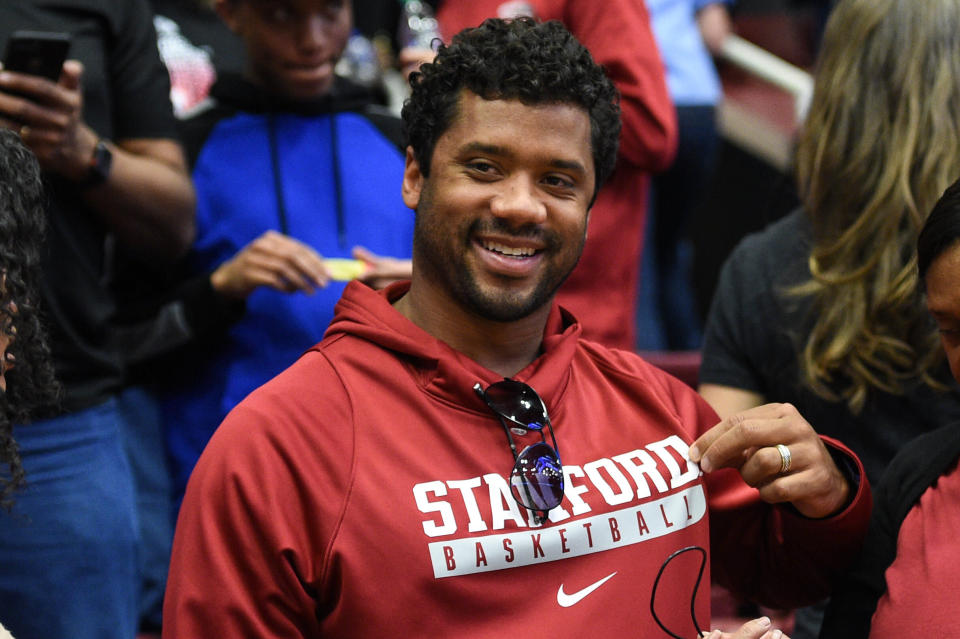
{"left": 474, "top": 379, "right": 564, "bottom": 525}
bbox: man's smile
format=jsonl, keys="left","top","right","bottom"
{"left": 480, "top": 240, "right": 538, "bottom": 258}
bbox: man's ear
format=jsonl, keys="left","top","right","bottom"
{"left": 401, "top": 147, "right": 424, "bottom": 210}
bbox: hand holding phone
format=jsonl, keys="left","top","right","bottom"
{"left": 0, "top": 32, "right": 100, "bottom": 182}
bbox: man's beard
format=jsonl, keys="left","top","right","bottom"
{"left": 412, "top": 213, "right": 584, "bottom": 323}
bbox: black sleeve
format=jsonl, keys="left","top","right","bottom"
{"left": 819, "top": 425, "right": 960, "bottom": 638}
{"left": 114, "top": 274, "right": 245, "bottom": 382}
{"left": 699, "top": 236, "right": 770, "bottom": 393}
{"left": 112, "top": 0, "right": 178, "bottom": 140}
{"left": 817, "top": 482, "right": 900, "bottom": 638}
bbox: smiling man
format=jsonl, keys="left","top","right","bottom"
{"left": 164, "top": 18, "right": 870, "bottom": 639}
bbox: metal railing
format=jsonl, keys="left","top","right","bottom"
{"left": 720, "top": 34, "right": 814, "bottom": 123}
{"left": 715, "top": 34, "right": 814, "bottom": 169}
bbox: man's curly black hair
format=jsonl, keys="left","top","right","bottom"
{"left": 0, "top": 129, "right": 60, "bottom": 510}
{"left": 402, "top": 17, "right": 621, "bottom": 200}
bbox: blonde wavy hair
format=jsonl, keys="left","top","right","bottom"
{"left": 792, "top": 0, "right": 960, "bottom": 412}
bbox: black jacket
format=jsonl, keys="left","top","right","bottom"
{"left": 819, "top": 423, "right": 960, "bottom": 638}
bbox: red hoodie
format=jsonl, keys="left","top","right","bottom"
{"left": 164, "top": 282, "right": 870, "bottom": 638}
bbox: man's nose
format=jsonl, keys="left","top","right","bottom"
{"left": 490, "top": 175, "right": 547, "bottom": 225}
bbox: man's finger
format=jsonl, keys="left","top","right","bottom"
{"left": 690, "top": 404, "right": 799, "bottom": 472}
{"left": 737, "top": 443, "right": 806, "bottom": 487}
{"left": 689, "top": 403, "right": 788, "bottom": 462}
{"left": 287, "top": 245, "right": 330, "bottom": 287}
{"left": 729, "top": 616, "right": 774, "bottom": 639}
{"left": 246, "top": 233, "right": 327, "bottom": 288}
{"left": 260, "top": 233, "right": 330, "bottom": 286}
{"left": 59, "top": 60, "right": 83, "bottom": 92}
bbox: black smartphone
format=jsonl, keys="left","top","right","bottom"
{"left": 3, "top": 31, "right": 71, "bottom": 81}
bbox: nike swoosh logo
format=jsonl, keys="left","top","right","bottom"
{"left": 556, "top": 571, "right": 618, "bottom": 607}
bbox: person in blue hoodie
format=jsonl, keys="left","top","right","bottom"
{"left": 162, "top": 0, "right": 414, "bottom": 509}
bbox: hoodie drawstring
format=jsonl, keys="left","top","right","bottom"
{"left": 267, "top": 114, "right": 346, "bottom": 248}
{"left": 267, "top": 115, "right": 289, "bottom": 235}
{"left": 329, "top": 116, "right": 346, "bottom": 248}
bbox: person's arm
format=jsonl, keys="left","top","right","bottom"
{"left": 693, "top": 402, "right": 871, "bottom": 608}
{"left": 0, "top": 61, "right": 195, "bottom": 261}
{"left": 115, "top": 230, "right": 334, "bottom": 369}
{"left": 818, "top": 426, "right": 959, "bottom": 638}
{"left": 164, "top": 364, "right": 354, "bottom": 636}
{"left": 696, "top": 1, "right": 734, "bottom": 56}
{"left": 210, "top": 230, "right": 331, "bottom": 299}
{"left": 699, "top": 383, "right": 765, "bottom": 419}
{"left": 690, "top": 403, "right": 852, "bottom": 519}
{"left": 698, "top": 231, "right": 776, "bottom": 425}
{"left": 818, "top": 487, "right": 899, "bottom": 638}
{"left": 665, "top": 374, "right": 871, "bottom": 609}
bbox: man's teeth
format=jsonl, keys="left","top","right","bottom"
{"left": 482, "top": 241, "right": 535, "bottom": 257}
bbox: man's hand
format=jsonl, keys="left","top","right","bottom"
{"left": 0, "top": 60, "right": 98, "bottom": 181}
{"left": 211, "top": 231, "right": 331, "bottom": 299}
{"left": 702, "top": 616, "right": 789, "bottom": 639}
{"left": 352, "top": 246, "right": 412, "bottom": 289}
{"left": 688, "top": 403, "right": 850, "bottom": 519}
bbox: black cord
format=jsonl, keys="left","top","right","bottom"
{"left": 650, "top": 545, "right": 707, "bottom": 639}
{"left": 329, "top": 116, "right": 346, "bottom": 249}
{"left": 267, "top": 115, "right": 289, "bottom": 235}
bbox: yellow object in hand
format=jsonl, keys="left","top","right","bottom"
{"left": 325, "top": 258, "right": 368, "bottom": 281}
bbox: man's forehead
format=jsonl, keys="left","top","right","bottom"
{"left": 443, "top": 92, "right": 593, "bottom": 163}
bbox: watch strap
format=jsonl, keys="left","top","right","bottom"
{"left": 82, "top": 140, "right": 112, "bottom": 187}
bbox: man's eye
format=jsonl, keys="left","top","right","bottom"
{"left": 543, "top": 175, "right": 573, "bottom": 188}
{"left": 469, "top": 162, "right": 495, "bottom": 173}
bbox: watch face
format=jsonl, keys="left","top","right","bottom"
{"left": 86, "top": 140, "right": 112, "bottom": 186}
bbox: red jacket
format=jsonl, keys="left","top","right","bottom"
{"left": 164, "top": 282, "right": 871, "bottom": 638}
{"left": 438, "top": 0, "right": 678, "bottom": 349}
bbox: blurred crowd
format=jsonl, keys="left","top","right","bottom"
{"left": 5, "top": 1, "right": 960, "bottom": 638}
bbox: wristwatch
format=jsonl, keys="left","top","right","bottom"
{"left": 82, "top": 139, "right": 113, "bottom": 187}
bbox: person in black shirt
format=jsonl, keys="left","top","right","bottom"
{"left": 0, "top": 2, "right": 194, "bottom": 638}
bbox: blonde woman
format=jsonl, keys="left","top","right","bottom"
{"left": 698, "top": 0, "right": 960, "bottom": 634}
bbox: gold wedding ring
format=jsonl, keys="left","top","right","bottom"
{"left": 776, "top": 444, "right": 792, "bottom": 474}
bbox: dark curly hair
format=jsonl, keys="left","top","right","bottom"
{"left": 918, "top": 177, "right": 960, "bottom": 287}
{"left": 0, "top": 129, "right": 61, "bottom": 510}
{"left": 402, "top": 17, "right": 621, "bottom": 201}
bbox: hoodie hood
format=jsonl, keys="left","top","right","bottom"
{"left": 323, "top": 281, "right": 582, "bottom": 415}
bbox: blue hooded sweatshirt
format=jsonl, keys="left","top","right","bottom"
{"left": 163, "top": 74, "right": 414, "bottom": 503}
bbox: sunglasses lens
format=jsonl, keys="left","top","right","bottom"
{"left": 485, "top": 380, "right": 546, "bottom": 427}
{"left": 510, "top": 442, "right": 564, "bottom": 511}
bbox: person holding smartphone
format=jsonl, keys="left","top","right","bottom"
{"left": 0, "top": 3, "right": 195, "bottom": 639}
